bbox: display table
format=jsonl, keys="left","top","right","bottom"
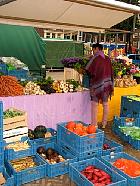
{"left": 0, "top": 91, "right": 91, "bottom": 129}
{"left": 97, "top": 85, "right": 140, "bottom": 122}
{"left": 0, "top": 85, "right": 140, "bottom": 129}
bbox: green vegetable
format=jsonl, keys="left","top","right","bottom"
{"left": 3, "top": 108, "right": 23, "bottom": 119}
{"left": 119, "top": 126, "right": 140, "bottom": 140}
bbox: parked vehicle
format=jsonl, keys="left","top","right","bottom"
{"left": 127, "top": 54, "right": 140, "bottom": 64}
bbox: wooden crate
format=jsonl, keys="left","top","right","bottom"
{"left": 64, "top": 67, "right": 80, "bottom": 81}
{"left": 3, "top": 108, "right": 27, "bottom": 131}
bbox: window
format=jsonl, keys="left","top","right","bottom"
{"left": 52, "top": 33, "right": 55, "bottom": 38}
{"left": 46, "top": 33, "right": 51, "bottom": 38}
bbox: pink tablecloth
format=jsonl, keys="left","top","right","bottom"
{"left": 0, "top": 91, "right": 91, "bottom": 129}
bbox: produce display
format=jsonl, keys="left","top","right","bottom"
{"left": 36, "top": 77, "right": 56, "bottom": 94}
{"left": 119, "top": 126, "right": 140, "bottom": 140}
{"left": 24, "top": 81, "right": 46, "bottom": 95}
{"left": 65, "top": 121, "right": 96, "bottom": 136}
{"left": 28, "top": 125, "right": 53, "bottom": 139}
{"left": 81, "top": 165, "right": 112, "bottom": 185}
{"left": 0, "top": 76, "right": 24, "bottom": 97}
{"left": 6, "top": 141, "right": 30, "bottom": 151}
{"left": 52, "top": 80, "right": 82, "bottom": 93}
{"left": 37, "top": 147, "right": 65, "bottom": 164}
{"left": 0, "top": 173, "right": 6, "bottom": 185}
{"left": 127, "top": 95, "right": 140, "bottom": 101}
{"left": 3, "top": 108, "right": 23, "bottom": 119}
{"left": 114, "top": 75, "right": 137, "bottom": 88}
{"left": 1, "top": 57, "right": 29, "bottom": 70}
{"left": 113, "top": 158, "right": 140, "bottom": 177}
{"left": 10, "top": 156, "right": 37, "bottom": 172}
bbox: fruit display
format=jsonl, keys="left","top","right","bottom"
{"left": 10, "top": 156, "right": 37, "bottom": 172}
{"left": 113, "top": 158, "right": 140, "bottom": 177}
{"left": 37, "top": 147, "right": 65, "bottom": 164}
{"left": 3, "top": 108, "right": 23, "bottom": 119}
{"left": 114, "top": 75, "right": 137, "bottom": 88}
{"left": 0, "top": 76, "right": 24, "bottom": 97}
{"left": 28, "top": 125, "right": 54, "bottom": 140}
{"left": 65, "top": 121, "right": 96, "bottom": 136}
{"left": 24, "top": 81, "right": 46, "bottom": 95}
{"left": 6, "top": 141, "right": 30, "bottom": 151}
{"left": 81, "top": 165, "right": 112, "bottom": 185}
{"left": 119, "top": 126, "right": 140, "bottom": 140}
{"left": 0, "top": 173, "right": 6, "bottom": 185}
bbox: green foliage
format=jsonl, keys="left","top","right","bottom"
{"left": 73, "top": 57, "right": 89, "bottom": 74}
{"left": 66, "top": 79, "right": 80, "bottom": 89}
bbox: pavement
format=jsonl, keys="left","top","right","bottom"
{"left": 24, "top": 123, "right": 140, "bottom": 186}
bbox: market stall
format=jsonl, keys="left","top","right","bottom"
{"left": 0, "top": 1, "right": 140, "bottom": 186}
{"left": 0, "top": 84, "right": 140, "bottom": 130}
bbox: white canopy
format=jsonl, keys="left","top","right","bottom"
{"left": 0, "top": 0, "right": 139, "bottom": 32}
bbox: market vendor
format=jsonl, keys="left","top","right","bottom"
{"left": 86, "top": 43, "right": 114, "bottom": 128}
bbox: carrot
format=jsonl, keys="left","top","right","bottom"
{"left": 0, "top": 75, "right": 24, "bottom": 97}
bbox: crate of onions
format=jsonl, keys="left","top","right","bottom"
{"left": 69, "top": 158, "right": 127, "bottom": 186}
{"left": 36, "top": 142, "right": 77, "bottom": 178}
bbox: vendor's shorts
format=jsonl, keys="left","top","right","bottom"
{"left": 90, "top": 95, "right": 109, "bottom": 103}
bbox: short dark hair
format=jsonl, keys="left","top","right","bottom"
{"left": 92, "top": 43, "right": 103, "bottom": 50}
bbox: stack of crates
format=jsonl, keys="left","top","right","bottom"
{"left": 120, "top": 95, "right": 140, "bottom": 118}
{"left": 0, "top": 102, "right": 14, "bottom": 185}
{"left": 8, "top": 69, "right": 29, "bottom": 81}
{"left": 57, "top": 121, "right": 104, "bottom": 160}
{"left": 113, "top": 95, "right": 140, "bottom": 150}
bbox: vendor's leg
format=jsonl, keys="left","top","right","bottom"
{"left": 102, "top": 101, "right": 109, "bottom": 128}
{"left": 91, "top": 100, "right": 98, "bottom": 126}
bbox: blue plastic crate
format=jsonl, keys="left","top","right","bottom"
{"left": 5, "top": 154, "right": 46, "bottom": 186}
{"left": 58, "top": 141, "right": 102, "bottom": 161}
{"left": 8, "top": 69, "right": 28, "bottom": 80}
{"left": 34, "top": 142, "right": 77, "bottom": 178}
{"left": 30, "top": 128, "right": 57, "bottom": 148}
{"left": 129, "top": 136, "right": 140, "bottom": 150}
{"left": 0, "top": 166, "right": 14, "bottom": 186}
{"left": 121, "top": 96, "right": 140, "bottom": 118}
{"left": 57, "top": 121, "right": 104, "bottom": 154}
{"left": 69, "top": 157, "right": 127, "bottom": 186}
{"left": 4, "top": 137, "right": 34, "bottom": 161}
{"left": 101, "top": 152, "right": 140, "bottom": 186}
{"left": 0, "top": 63, "right": 8, "bottom": 75}
{"left": 0, "top": 141, "right": 4, "bottom": 166}
{"left": 102, "top": 138, "right": 123, "bottom": 156}
{"left": 60, "top": 140, "right": 103, "bottom": 160}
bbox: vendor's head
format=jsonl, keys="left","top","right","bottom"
{"left": 92, "top": 43, "right": 103, "bottom": 55}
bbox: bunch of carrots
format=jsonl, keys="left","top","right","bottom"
{"left": 0, "top": 76, "right": 24, "bottom": 97}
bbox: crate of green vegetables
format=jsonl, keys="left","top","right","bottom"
{"left": 3, "top": 108, "right": 27, "bottom": 131}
